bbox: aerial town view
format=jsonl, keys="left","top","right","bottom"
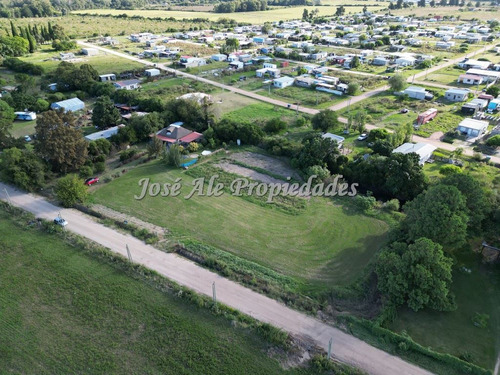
{"left": 0, "top": 0, "right": 499, "bottom": 373}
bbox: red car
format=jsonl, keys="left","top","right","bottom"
{"left": 84, "top": 177, "right": 99, "bottom": 186}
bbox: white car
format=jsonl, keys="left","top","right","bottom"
{"left": 24, "top": 135, "right": 32, "bottom": 142}
{"left": 54, "top": 217, "right": 68, "bottom": 227}
{"left": 357, "top": 133, "right": 368, "bottom": 141}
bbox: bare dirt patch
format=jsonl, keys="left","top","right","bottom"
{"left": 215, "top": 162, "right": 284, "bottom": 184}
{"left": 228, "top": 151, "right": 302, "bottom": 181}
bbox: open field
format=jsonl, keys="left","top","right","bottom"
{"left": 92, "top": 158, "right": 389, "bottom": 290}
{"left": 222, "top": 102, "right": 301, "bottom": 124}
{"left": 389, "top": 6, "right": 500, "bottom": 22}
{"left": 389, "top": 249, "right": 500, "bottom": 370}
{"left": 19, "top": 46, "right": 144, "bottom": 74}
{"left": 73, "top": 4, "right": 385, "bottom": 23}
{"left": 0, "top": 15, "right": 207, "bottom": 39}
{"left": 0, "top": 210, "right": 315, "bottom": 375}
{"left": 9, "top": 120, "right": 37, "bottom": 139}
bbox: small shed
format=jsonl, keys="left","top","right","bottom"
{"left": 457, "top": 119, "right": 488, "bottom": 137}
{"left": 145, "top": 68, "right": 160, "bottom": 77}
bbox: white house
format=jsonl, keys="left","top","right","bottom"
{"left": 14, "top": 111, "right": 36, "bottom": 121}
{"left": 395, "top": 56, "right": 416, "bottom": 66}
{"left": 456, "top": 118, "right": 488, "bottom": 137}
{"left": 81, "top": 47, "right": 99, "bottom": 56}
{"left": 85, "top": 125, "right": 124, "bottom": 141}
{"left": 392, "top": 142, "right": 437, "bottom": 165}
{"left": 444, "top": 88, "right": 470, "bottom": 102}
{"left": 273, "top": 76, "right": 295, "bottom": 89}
{"left": 403, "top": 86, "right": 428, "bottom": 100}
{"left": 211, "top": 54, "right": 227, "bottom": 62}
{"left": 113, "top": 79, "right": 141, "bottom": 90}
{"left": 99, "top": 74, "right": 116, "bottom": 82}
{"left": 179, "top": 56, "right": 207, "bottom": 68}
{"left": 458, "top": 74, "right": 483, "bottom": 85}
{"left": 145, "top": 68, "right": 161, "bottom": 77}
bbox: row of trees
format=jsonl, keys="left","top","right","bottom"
{"left": 214, "top": 0, "right": 267, "bottom": 12}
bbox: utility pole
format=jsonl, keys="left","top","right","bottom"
{"left": 328, "top": 337, "right": 333, "bottom": 358}
{"left": 212, "top": 281, "right": 217, "bottom": 312}
{"left": 3, "top": 188, "right": 12, "bottom": 206}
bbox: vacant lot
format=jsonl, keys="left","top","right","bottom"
{"left": 0, "top": 211, "right": 316, "bottom": 375}
{"left": 92, "top": 159, "right": 389, "bottom": 290}
{"left": 223, "top": 102, "right": 302, "bottom": 125}
{"left": 389, "top": 250, "right": 500, "bottom": 370}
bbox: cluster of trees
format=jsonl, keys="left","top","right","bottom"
{"left": 3, "top": 57, "right": 44, "bottom": 75}
{"left": 50, "top": 62, "right": 100, "bottom": 92}
{"left": 376, "top": 172, "right": 496, "bottom": 313}
{"left": 214, "top": 0, "right": 267, "bottom": 12}
{"left": 0, "top": 0, "right": 168, "bottom": 18}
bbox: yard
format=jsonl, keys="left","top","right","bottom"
{"left": 92, "top": 158, "right": 389, "bottom": 291}
{"left": 222, "top": 102, "right": 300, "bottom": 124}
{"left": 0, "top": 210, "right": 315, "bottom": 375}
{"left": 388, "top": 249, "right": 500, "bottom": 370}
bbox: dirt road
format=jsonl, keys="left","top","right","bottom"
{"left": 0, "top": 182, "right": 434, "bottom": 375}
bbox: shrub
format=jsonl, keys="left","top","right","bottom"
{"left": 79, "top": 165, "right": 93, "bottom": 178}
{"left": 119, "top": 148, "right": 137, "bottom": 162}
{"left": 384, "top": 199, "right": 400, "bottom": 212}
{"left": 486, "top": 135, "right": 500, "bottom": 147}
{"left": 55, "top": 174, "right": 88, "bottom": 207}
{"left": 93, "top": 161, "right": 106, "bottom": 173}
{"left": 439, "top": 164, "right": 462, "bottom": 175}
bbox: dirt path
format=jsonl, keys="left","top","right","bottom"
{"left": 0, "top": 182, "right": 434, "bottom": 375}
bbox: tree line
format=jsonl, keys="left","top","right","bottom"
{"left": 214, "top": 0, "right": 267, "bottom": 13}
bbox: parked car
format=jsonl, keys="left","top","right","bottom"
{"left": 400, "top": 108, "right": 409, "bottom": 114}
{"left": 24, "top": 135, "right": 32, "bottom": 142}
{"left": 84, "top": 177, "right": 99, "bottom": 186}
{"left": 357, "top": 133, "right": 368, "bottom": 141}
{"left": 54, "top": 217, "right": 68, "bottom": 227}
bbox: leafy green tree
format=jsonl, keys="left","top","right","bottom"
{"left": 92, "top": 96, "right": 121, "bottom": 130}
{"left": 350, "top": 55, "right": 361, "bottom": 68}
{"left": 376, "top": 238, "right": 455, "bottom": 312}
{"left": 311, "top": 109, "right": 339, "bottom": 133}
{"left": 388, "top": 73, "right": 407, "bottom": 92}
{"left": 0, "top": 36, "right": 29, "bottom": 57}
{"left": 0, "top": 100, "right": 16, "bottom": 141}
{"left": 441, "top": 173, "right": 490, "bottom": 232}
{"left": 353, "top": 110, "right": 367, "bottom": 134}
{"left": 56, "top": 174, "right": 88, "bottom": 207}
{"left": 292, "top": 133, "right": 342, "bottom": 172}
{"left": 486, "top": 135, "right": 500, "bottom": 147}
{"left": 403, "top": 184, "right": 468, "bottom": 247}
{"left": 130, "top": 112, "right": 163, "bottom": 141}
{"left": 163, "top": 144, "right": 182, "bottom": 167}
{"left": 147, "top": 136, "right": 164, "bottom": 159}
{"left": 0, "top": 147, "right": 45, "bottom": 191}
{"left": 347, "top": 82, "right": 360, "bottom": 95}
{"left": 34, "top": 109, "right": 88, "bottom": 173}
{"left": 264, "top": 118, "right": 287, "bottom": 134}
{"left": 485, "top": 86, "right": 499, "bottom": 98}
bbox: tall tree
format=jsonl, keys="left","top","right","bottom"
{"left": 92, "top": 96, "right": 121, "bottom": 130}
{"left": 388, "top": 73, "right": 407, "bottom": 92}
{"left": 376, "top": 238, "right": 455, "bottom": 312}
{"left": 311, "top": 109, "right": 339, "bottom": 132}
{"left": 34, "top": 109, "right": 88, "bottom": 173}
{"left": 10, "top": 20, "right": 17, "bottom": 37}
{"left": 0, "top": 100, "right": 16, "bottom": 142}
{"left": 403, "top": 184, "right": 469, "bottom": 247}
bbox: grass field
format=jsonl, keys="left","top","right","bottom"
{"left": 389, "top": 249, "right": 500, "bottom": 370}
{"left": 19, "top": 46, "right": 144, "bottom": 74}
{"left": 73, "top": 4, "right": 384, "bottom": 23}
{"left": 389, "top": 6, "right": 500, "bottom": 21}
{"left": 222, "top": 102, "right": 300, "bottom": 124}
{"left": 0, "top": 210, "right": 322, "bottom": 375}
{"left": 9, "top": 120, "right": 37, "bottom": 138}
{"left": 92, "top": 159, "right": 389, "bottom": 291}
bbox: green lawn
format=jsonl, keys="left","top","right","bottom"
{"left": 223, "top": 102, "right": 300, "bottom": 125}
{"left": 92, "top": 159, "right": 389, "bottom": 290}
{"left": 10, "top": 120, "right": 37, "bottom": 138}
{"left": 389, "top": 249, "right": 500, "bottom": 370}
{"left": 0, "top": 211, "right": 317, "bottom": 375}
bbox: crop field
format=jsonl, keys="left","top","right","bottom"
{"left": 73, "top": 3, "right": 386, "bottom": 24}
{"left": 0, "top": 210, "right": 317, "bottom": 375}
{"left": 92, "top": 159, "right": 389, "bottom": 290}
{"left": 389, "top": 249, "right": 500, "bottom": 370}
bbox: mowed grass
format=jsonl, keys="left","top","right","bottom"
{"left": 222, "top": 102, "right": 300, "bottom": 124}
{"left": 388, "top": 251, "right": 500, "bottom": 370}
{"left": 92, "top": 160, "right": 389, "bottom": 289}
{"left": 0, "top": 212, "right": 312, "bottom": 375}
{"left": 10, "top": 120, "right": 37, "bottom": 138}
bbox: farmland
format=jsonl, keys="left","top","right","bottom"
{"left": 0, "top": 209, "right": 322, "bottom": 375}
{"left": 92, "top": 158, "right": 389, "bottom": 291}
{"left": 73, "top": 2, "right": 387, "bottom": 24}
